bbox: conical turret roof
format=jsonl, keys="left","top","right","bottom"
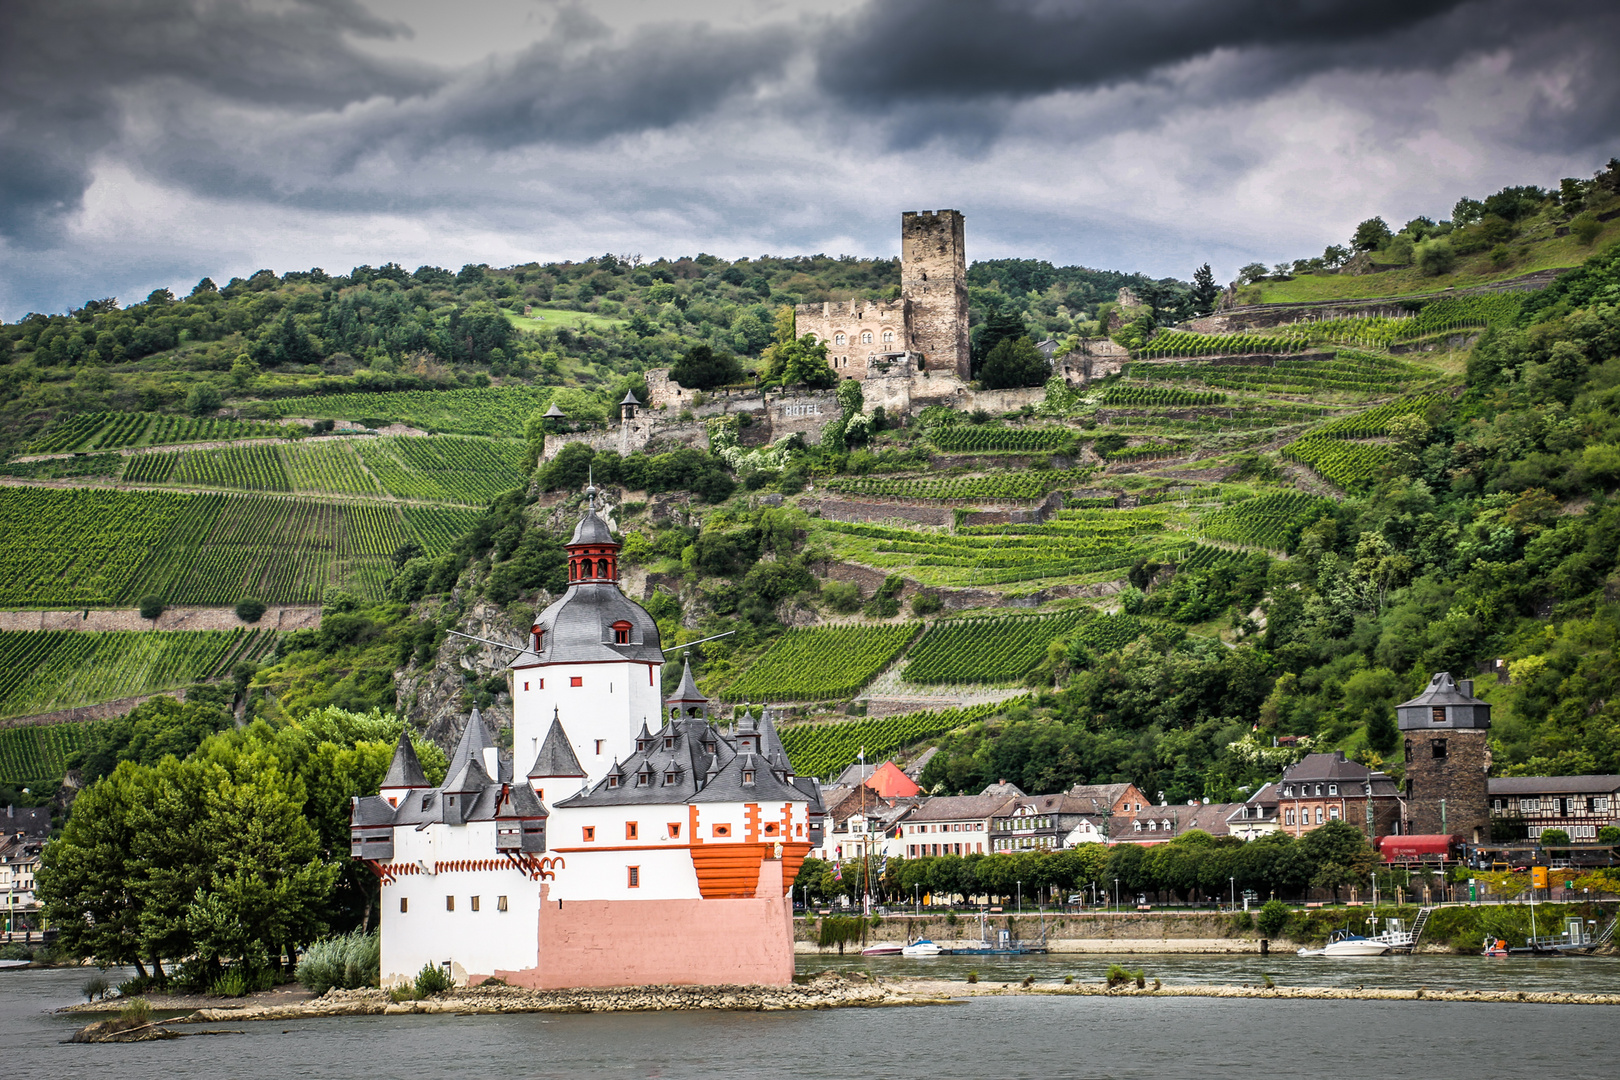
{"left": 443, "top": 709, "right": 495, "bottom": 793}
{"left": 666, "top": 655, "right": 706, "bottom": 704}
{"left": 528, "top": 710, "right": 586, "bottom": 779}
{"left": 380, "top": 728, "right": 428, "bottom": 790}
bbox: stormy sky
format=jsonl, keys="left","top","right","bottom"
{"left": 1, "top": 0, "right": 1615, "bottom": 317}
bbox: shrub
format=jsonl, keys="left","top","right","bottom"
{"left": 966, "top": 970, "right": 978, "bottom": 984}
{"left": 1258, "top": 899, "right": 1291, "bottom": 938}
{"left": 81, "top": 975, "right": 111, "bottom": 1002}
{"left": 1064, "top": 974, "right": 1073, "bottom": 984}
{"left": 297, "top": 930, "right": 381, "bottom": 994}
{"left": 823, "top": 581, "right": 861, "bottom": 613}
{"left": 116, "top": 975, "right": 156, "bottom": 998}
{"left": 234, "top": 598, "right": 268, "bottom": 623}
{"left": 910, "top": 590, "right": 943, "bottom": 616}
{"left": 1599, "top": 825, "right": 1620, "bottom": 846}
{"left": 1572, "top": 214, "right": 1603, "bottom": 246}
{"left": 120, "top": 997, "right": 152, "bottom": 1025}
{"left": 1105, "top": 963, "right": 1140, "bottom": 988}
{"left": 1021, "top": 975, "right": 1035, "bottom": 987}
{"left": 1416, "top": 237, "right": 1456, "bottom": 276}
{"left": 212, "top": 968, "right": 250, "bottom": 997}
{"left": 413, "top": 962, "right": 453, "bottom": 997}
{"left": 137, "top": 594, "right": 165, "bottom": 621}
{"left": 816, "top": 915, "right": 866, "bottom": 954}
{"left": 1539, "top": 828, "right": 1571, "bottom": 847}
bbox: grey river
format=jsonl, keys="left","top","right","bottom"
{"left": 2, "top": 957, "right": 1619, "bottom": 1080}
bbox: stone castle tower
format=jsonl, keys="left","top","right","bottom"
{"left": 1397, "top": 672, "right": 1491, "bottom": 842}
{"left": 793, "top": 209, "right": 971, "bottom": 381}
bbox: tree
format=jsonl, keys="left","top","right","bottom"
{"left": 1236, "top": 263, "right": 1268, "bottom": 285}
{"left": 671, "top": 344, "right": 744, "bottom": 390}
{"left": 1297, "top": 820, "right": 1375, "bottom": 901}
{"left": 235, "top": 598, "right": 267, "bottom": 624}
{"left": 1190, "top": 263, "right": 1218, "bottom": 315}
{"left": 1352, "top": 217, "right": 1393, "bottom": 252}
{"left": 973, "top": 305, "right": 1028, "bottom": 367}
{"left": 1257, "top": 898, "right": 1291, "bottom": 937}
{"left": 138, "top": 594, "right": 165, "bottom": 622}
{"left": 185, "top": 385, "right": 222, "bottom": 417}
{"left": 979, "top": 337, "right": 1049, "bottom": 390}
{"left": 769, "top": 333, "right": 834, "bottom": 389}
{"left": 1538, "top": 828, "right": 1571, "bottom": 847}
{"left": 1415, "top": 237, "right": 1456, "bottom": 276}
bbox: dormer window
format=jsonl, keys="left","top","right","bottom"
{"left": 742, "top": 770, "right": 755, "bottom": 784}
{"left": 636, "top": 771, "right": 651, "bottom": 787}
{"left": 637, "top": 738, "right": 651, "bottom": 752}
{"left": 664, "top": 771, "right": 678, "bottom": 785}
{"left": 664, "top": 737, "right": 676, "bottom": 750}
{"left": 1328, "top": 784, "right": 1338, "bottom": 796}
{"left": 612, "top": 620, "right": 632, "bottom": 645}
{"left": 607, "top": 775, "right": 619, "bottom": 788}
{"left": 1283, "top": 786, "right": 1292, "bottom": 797}
{"left": 421, "top": 794, "right": 432, "bottom": 810}
{"left": 531, "top": 624, "right": 544, "bottom": 652}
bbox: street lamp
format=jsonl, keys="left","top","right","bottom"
{"left": 1230, "top": 876, "right": 1236, "bottom": 911}
{"left": 1017, "top": 881, "right": 1022, "bottom": 915}
{"left": 1114, "top": 877, "right": 1120, "bottom": 914}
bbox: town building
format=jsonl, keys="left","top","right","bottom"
{"left": 1116, "top": 801, "right": 1246, "bottom": 844}
{"left": 352, "top": 488, "right": 823, "bottom": 989}
{"left": 1398, "top": 672, "right": 1491, "bottom": 841}
{"left": 0, "top": 806, "right": 47, "bottom": 937}
{"left": 1487, "top": 775, "right": 1620, "bottom": 841}
{"left": 902, "top": 786, "right": 1009, "bottom": 857}
{"left": 1236, "top": 751, "right": 1401, "bottom": 838}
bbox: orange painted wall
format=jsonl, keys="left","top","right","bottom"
{"left": 489, "top": 861, "right": 794, "bottom": 989}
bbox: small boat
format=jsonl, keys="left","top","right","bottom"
{"left": 1483, "top": 937, "right": 1509, "bottom": 957}
{"left": 1297, "top": 929, "right": 1392, "bottom": 957}
{"left": 901, "top": 938, "right": 943, "bottom": 957}
{"left": 860, "top": 943, "right": 902, "bottom": 956}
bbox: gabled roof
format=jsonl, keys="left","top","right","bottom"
{"left": 443, "top": 709, "right": 495, "bottom": 793}
{"left": 980, "top": 780, "right": 1025, "bottom": 798}
{"left": 1488, "top": 775, "right": 1620, "bottom": 796}
{"left": 1066, "top": 782, "right": 1137, "bottom": 806}
{"left": 907, "top": 793, "right": 1012, "bottom": 823}
{"left": 380, "top": 729, "right": 429, "bottom": 790}
{"left": 528, "top": 712, "right": 586, "bottom": 779}
{"left": 864, "top": 761, "right": 920, "bottom": 799}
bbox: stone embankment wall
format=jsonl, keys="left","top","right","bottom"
{"left": 0, "top": 606, "right": 319, "bottom": 633}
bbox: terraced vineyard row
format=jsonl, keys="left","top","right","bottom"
{"left": 1198, "top": 491, "right": 1334, "bottom": 551}
{"left": 1128, "top": 351, "right": 1430, "bottom": 395}
{"left": 1281, "top": 438, "right": 1390, "bottom": 491}
{"left": 274, "top": 386, "right": 552, "bottom": 437}
{"left": 1307, "top": 395, "right": 1442, "bottom": 439}
{"left": 777, "top": 699, "right": 1015, "bottom": 780}
{"left": 1100, "top": 385, "right": 1225, "bottom": 408}
{"left": 27, "top": 412, "right": 301, "bottom": 453}
{"left": 120, "top": 436, "right": 526, "bottom": 505}
{"left": 903, "top": 609, "right": 1093, "bottom": 684}
{"left": 928, "top": 426, "right": 1076, "bottom": 453}
{"left": 0, "top": 488, "right": 477, "bottom": 607}
{"left": 1137, "top": 331, "right": 1309, "bottom": 358}
{"left": 0, "top": 628, "right": 263, "bottom": 720}
{"left": 822, "top": 468, "right": 1093, "bottom": 502}
{"left": 721, "top": 624, "right": 920, "bottom": 702}
{"left": 0, "top": 722, "right": 90, "bottom": 785}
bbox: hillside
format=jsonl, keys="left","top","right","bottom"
{"left": 3, "top": 161, "right": 1620, "bottom": 820}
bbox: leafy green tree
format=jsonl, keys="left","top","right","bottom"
{"left": 1352, "top": 217, "right": 1393, "bottom": 251}
{"left": 184, "top": 385, "right": 222, "bottom": 416}
{"left": 671, "top": 344, "right": 744, "bottom": 390}
{"left": 972, "top": 305, "right": 1028, "bottom": 368}
{"left": 137, "top": 594, "right": 165, "bottom": 621}
{"left": 768, "top": 334, "right": 834, "bottom": 388}
{"left": 235, "top": 598, "right": 267, "bottom": 624}
{"left": 1236, "top": 263, "right": 1268, "bottom": 285}
{"left": 1538, "top": 828, "right": 1571, "bottom": 846}
{"left": 1415, "top": 237, "right": 1456, "bottom": 276}
{"left": 979, "top": 337, "right": 1048, "bottom": 390}
{"left": 1257, "top": 898, "right": 1291, "bottom": 937}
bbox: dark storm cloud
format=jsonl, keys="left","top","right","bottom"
{"left": 0, "top": 0, "right": 794, "bottom": 239}
{"left": 0, "top": 0, "right": 431, "bottom": 241}
{"left": 815, "top": 0, "right": 1620, "bottom": 154}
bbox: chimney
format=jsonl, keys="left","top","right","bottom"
{"left": 1335, "top": 750, "right": 1347, "bottom": 762}
{"left": 1459, "top": 679, "right": 1474, "bottom": 698}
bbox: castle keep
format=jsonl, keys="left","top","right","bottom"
{"left": 793, "top": 210, "right": 971, "bottom": 381}
{"left": 1398, "top": 672, "right": 1491, "bottom": 842}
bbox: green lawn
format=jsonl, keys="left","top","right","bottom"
{"left": 504, "top": 307, "right": 627, "bottom": 333}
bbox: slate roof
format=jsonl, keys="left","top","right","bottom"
{"left": 666, "top": 656, "right": 705, "bottom": 705}
{"left": 1066, "top": 782, "right": 1137, "bottom": 807}
{"left": 528, "top": 711, "right": 587, "bottom": 779}
{"left": 543, "top": 402, "right": 567, "bottom": 418}
{"left": 508, "top": 581, "right": 663, "bottom": 667}
{"left": 1, "top": 805, "right": 49, "bottom": 839}
{"left": 1488, "top": 775, "right": 1620, "bottom": 796}
{"left": 1399, "top": 671, "right": 1486, "bottom": 708}
{"left": 1281, "top": 751, "right": 1379, "bottom": 784}
{"left": 380, "top": 730, "right": 429, "bottom": 789}
{"left": 907, "top": 793, "right": 1011, "bottom": 823}
{"left": 569, "top": 488, "right": 617, "bottom": 545}
{"left": 350, "top": 708, "right": 537, "bottom": 834}
{"left": 619, "top": 390, "right": 643, "bottom": 406}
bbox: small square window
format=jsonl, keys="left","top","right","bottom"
{"left": 742, "top": 770, "right": 755, "bottom": 784}
{"left": 627, "top": 866, "right": 640, "bottom": 888}
{"left": 570, "top": 676, "right": 583, "bottom": 687}
{"left": 583, "top": 826, "right": 596, "bottom": 842}
{"left": 668, "top": 822, "right": 681, "bottom": 838}
{"left": 765, "top": 823, "right": 778, "bottom": 835}
{"left": 1432, "top": 739, "right": 1448, "bottom": 760}
{"left": 1432, "top": 707, "right": 1446, "bottom": 723}
{"left": 400, "top": 897, "right": 408, "bottom": 913}
{"left": 607, "top": 775, "right": 619, "bottom": 788}
{"left": 497, "top": 895, "right": 508, "bottom": 912}
{"left": 471, "top": 895, "right": 480, "bottom": 912}
{"left": 626, "top": 822, "right": 638, "bottom": 840}
{"left": 446, "top": 895, "right": 455, "bottom": 912}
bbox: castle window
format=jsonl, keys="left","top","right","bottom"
{"left": 861, "top": 331, "right": 873, "bottom": 344}
{"left": 531, "top": 626, "right": 544, "bottom": 652}
{"left": 613, "top": 621, "right": 632, "bottom": 645}
{"left": 834, "top": 333, "right": 846, "bottom": 345}
{"left": 765, "top": 823, "right": 777, "bottom": 835}
{"left": 583, "top": 827, "right": 596, "bottom": 841}
{"left": 1432, "top": 739, "right": 1447, "bottom": 760}
{"left": 595, "top": 739, "right": 605, "bottom": 755}
{"left": 471, "top": 896, "right": 480, "bottom": 912}
{"left": 498, "top": 896, "right": 508, "bottom": 912}
{"left": 400, "top": 897, "right": 408, "bottom": 913}
{"left": 626, "top": 822, "right": 638, "bottom": 840}
{"left": 669, "top": 823, "right": 681, "bottom": 839}
{"left": 636, "top": 771, "right": 650, "bottom": 787}
{"left": 607, "top": 775, "right": 619, "bottom": 788}
{"left": 742, "top": 770, "right": 755, "bottom": 785}
{"left": 571, "top": 677, "right": 583, "bottom": 687}
{"left": 627, "top": 866, "right": 640, "bottom": 888}
{"left": 1432, "top": 707, "right": 1446, "bottom": 723}
{"left": 446, "top": 896, "right": 455, "bottom": 912}
{"left": 664, "top": 771, "right": 677, "bottom": 785}
{"left": 713, "top": 824, "right": 731, "bottom": 837}
{"left": 882, "top": 329, "right": 894, "bottom": 342}
{"left": 664, "top": 736, "right": 675, "bottom": 750}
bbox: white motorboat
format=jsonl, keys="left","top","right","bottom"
{"left": 901, "top": 938, "right": 943, "bottom": 957}
{"left": 860, "top": 943, "right": 902, "bottom": 956}
{"left": 1296, "top": 929, "right": 1392, "bottom": 957}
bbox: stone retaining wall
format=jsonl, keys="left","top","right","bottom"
{"left": 0, "top": 606, "right": 318, "bottom": 632}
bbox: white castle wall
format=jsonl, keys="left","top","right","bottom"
{"left": 511, "top": 659, "right": 662, "bottom": 785}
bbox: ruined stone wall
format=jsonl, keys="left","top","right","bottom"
{"left": 767, "top": 391, "right": 839, "bottom": 441}
{"left": 901, "top": 210, "right": 970, "bottom": 379}
{"left": 791, "top": 299, "right": 907, "bottom": 379}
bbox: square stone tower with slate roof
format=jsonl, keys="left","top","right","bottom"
{"left": 1398, "top": 672, "right": 1492, "bottom": 841}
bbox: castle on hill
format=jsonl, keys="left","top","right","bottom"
{"left": 350, "top": 488, "right": 824, "bottom": 989}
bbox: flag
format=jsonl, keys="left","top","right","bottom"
{"left": 878, "top": 855, "right": 889, "bottom": 875}
{"left": 834, "top": 862, "right": 843, "bottom": 882}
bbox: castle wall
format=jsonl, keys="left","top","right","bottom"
{"left": 791, "top": 300, "right": 908, "bottom": 380}
{"left": 493, "top": 861, "right": 793, "bottom": 990}
{"left": 901, "top": 210, "right": 970, "bottom": 380}
{"left": 511, "top": 659, "right": 663, "bottom": 784}
{"left": 768, "top": 391, "right": 840, "bottom": 441}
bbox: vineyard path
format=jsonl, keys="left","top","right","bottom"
{"left": 1280, "top": 460, "right": 1345, "bottom": 501}
{"left": 0, "top": 688, "right": 196, "bottom": 731}
{"left": 9, "top": 424, "right": 493, "bottom": 464}
{"left": 0, "top": 474, "right": 508, "bottom": 509}
{"left": 856, "top": 648, "right": 1038, "bottom": 712}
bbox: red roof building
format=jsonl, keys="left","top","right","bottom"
{"left": 863, "top": 761, "right": 921, "bottom": 799}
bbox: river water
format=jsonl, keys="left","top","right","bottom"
{"left": 5, "top": 959, "right": 1620, "bottom": 1080}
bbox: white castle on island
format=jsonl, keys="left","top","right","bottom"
{"left": 350, "top": 487, "right": 824, "bottom": 989}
